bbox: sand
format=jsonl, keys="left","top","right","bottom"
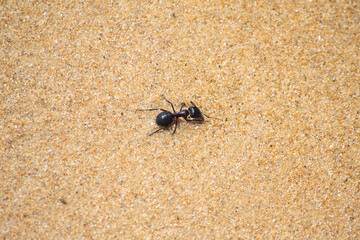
{"left": 1, "top": 1, "right": 359, "bottom": 239}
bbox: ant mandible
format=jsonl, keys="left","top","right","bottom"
{"left": 139, "top": 96, "right": 217, "bottom": 136}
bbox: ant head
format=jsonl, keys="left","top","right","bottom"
{"left": 189, "top": 106, "right": 202, "bottom": 118}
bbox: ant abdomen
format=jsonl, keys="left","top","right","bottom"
{"left": 156, "top": 111, "right": 174, "bottom": 127}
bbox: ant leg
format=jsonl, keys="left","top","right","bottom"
{"left": 138, "top": 108, "right": 168, "bottom": 112}
{"left": 179, "top": 102, "right": 186, "bottom": 111}
{"left": 162, "top": 96, "right": 176, "bottom": 113}
{"left": 172, "top": 118, "right": 178, "bottom": 135}
{"left": 149, "top": 128, "right": 164, "bottom": 136}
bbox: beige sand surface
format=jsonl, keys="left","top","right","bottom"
{"left": 1, "top": 1, "right": 359, "bottom": 239}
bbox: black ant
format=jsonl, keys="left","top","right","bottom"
{"left": 139, "top": 97, "right": 217, "bottom": 136}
